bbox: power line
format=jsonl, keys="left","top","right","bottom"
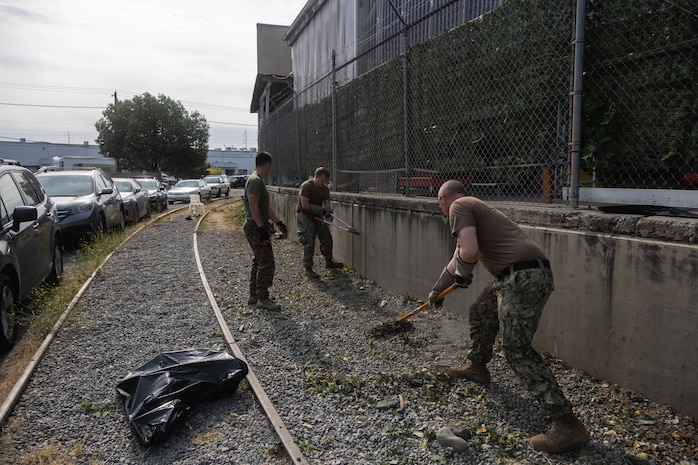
{"left": 0, "top": 102, "right": 106, "bottom": 109}
{"left": 0, "top": 82, "right": 251, "bottom": 112}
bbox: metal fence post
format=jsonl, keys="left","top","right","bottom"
{"left": 569, "top": 0, "right": 587, "bottom": 208}
{"left": 332, "top": 49, "right": 337, "bottom": 191}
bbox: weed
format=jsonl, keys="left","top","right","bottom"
{"left": 264, "top": 442, "right": 282, "bottom": 457}
{"left": 80, "top": 401, "right": 117, "bottom": 417}
{"left": 192, "top": 431, "right": 220, "bottom": 445}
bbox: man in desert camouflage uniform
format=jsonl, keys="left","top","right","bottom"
{"left": 427, "top": 180, "right": 589, "bottom": 454}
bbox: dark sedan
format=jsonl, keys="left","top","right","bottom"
{"left": 0, "top": 165, "right": 63, "bottom": 352}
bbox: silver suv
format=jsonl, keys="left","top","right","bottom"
{"left": 35, "top": 168, "right": 124, "bottom": 241}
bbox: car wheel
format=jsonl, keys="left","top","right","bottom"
{"left": 162, "top": 199, "right": 168, "bottom": 210}
{"left": 47, "top": 238, "right": 63, "bottom": 285}
{"left": 0, "top": 274, "right": 18, "bottom": 353}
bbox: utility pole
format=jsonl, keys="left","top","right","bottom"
{"left": 112, "top": 90, "right": 118, "bottom": 105}
{"left": 243, "top": 130, "right": 247, "bottom": 149}
{"left": 65, "top": 132, "right": 71, "bottom": 144}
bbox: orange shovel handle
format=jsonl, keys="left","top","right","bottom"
{"left": 397, "top": 285, "right": 456, "bottom": 322}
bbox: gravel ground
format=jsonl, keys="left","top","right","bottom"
{"left": 0, "top": 201, "right": 695, "bottom": 465}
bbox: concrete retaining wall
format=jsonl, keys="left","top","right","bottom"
{"left": 269, "top": 187, "right": 698, "bottom": 418}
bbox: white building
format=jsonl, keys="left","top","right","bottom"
{"left": 0, "top": 139, "right": 257, "bottom": 176}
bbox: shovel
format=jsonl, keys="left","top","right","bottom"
{"left": 398, "top": 273, "right": 472, "bottom": 321}
{"left": 396, "top": 285, "right": 457, "bottom": 322}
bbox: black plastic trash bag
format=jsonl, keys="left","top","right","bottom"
{"left": 116, "top": 348, "right": 248, "bottom": 446}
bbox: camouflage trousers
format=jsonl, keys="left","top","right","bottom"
{"left": 466, "top": 267, "right": 573, "bottom": 418}
{"left": 296, "top": 213, "right": 334, "bottom": 268}
{"left": 243, "top": 220, "right": 275, "bottom": 299}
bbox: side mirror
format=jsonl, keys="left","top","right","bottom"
{"left": 100, "top": 187, "right": 114, "bottom": 196}
{"left": 12, "top": 205, "right": 38, "bottom": 232}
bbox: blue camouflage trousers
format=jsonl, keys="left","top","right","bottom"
{"left": 466, "top": 267, "right": 573, "bottom": 418}
{"left": 296, "top": 212, "right": 334, "bottom": 268}
{"left": 244, "top": 220, "right": 275, "bottom": 299}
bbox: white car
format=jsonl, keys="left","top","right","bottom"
{"left": 203, "top": 175, "right": 230, "bottom": 198}
{"left": 167, "top": 179, "right": 211, "bottom": 204}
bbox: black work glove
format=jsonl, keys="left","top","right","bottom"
{"left": 276, "top": 221, "right": 288, "bottom": 238}
{"left": 324, "top": 210, "right": 333, "bottom": 222}
{"left": 454, "top": 274, "right": 473, "bottom": 288}
{"left": 257, "top": 225, "right": 270, "bottom": 244}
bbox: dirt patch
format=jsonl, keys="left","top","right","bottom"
{"left": 200, "top": 199, "right": 243, "bottom": 232}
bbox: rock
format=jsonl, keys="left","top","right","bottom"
{"left": 436, "top": 426, "right": 469, "bottom": 452}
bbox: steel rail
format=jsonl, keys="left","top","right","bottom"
{"left": 191, "top": 203, "right": 310, "bottom": 465}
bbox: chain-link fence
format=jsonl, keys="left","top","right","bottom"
{"left": 583, "top": 0, "right": 697, "bottom": 191}
{"left": 260, "top": 0, "right": 697, "bottom": 205}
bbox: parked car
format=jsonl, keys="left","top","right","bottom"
{"left": 133, "top": 177, "right": 168, "bottom": 211}
{"left": 219, "top": 174, "right": 230, "bottom": 189}
{"left": 35, "top": 168, "right": 125, "bottom": 241}
{"left": 231, "top": 175, "right": 248, "bottom": 188}
{"left": 0, "top": 164, "right": 63, "bottom": 352}
{"left": 167, "top": 179, "right": 211, "bottom": 204}
{"left": 113, "top": 178, "right": 150, "bottom": 224}
{"left": 203, "top": 175, "right": 230, "bottom": 198}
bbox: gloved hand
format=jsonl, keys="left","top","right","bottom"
{"left": 428, "top": 290, "right": 444, "bottom": 308}
{"left": 454, "top": 274, "right": 473, "bottom": 288}
{"left": 276, "top": 221, "right": 288, "bottom": 238}
{"left": 324, "top": 209, "right": 334, "bottom": 222}
{"left": 309, "top": 203, "right": 325, "bottom": 216}
{"left": 257, "top": 225, "right": 270, "bottom": 244}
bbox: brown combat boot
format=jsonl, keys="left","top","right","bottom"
{"left": 256, "top": 298, "right": 280, "bottom": 311}
{"left": 304, "top": 267, "right": 320, "bottom": 278}
{"left": 325, "top": 258, "right": 344, "bottom": 269}
{"left": 247, "top": 294, "right": 257, "bottom": 305}
{"left": 529, "top": 414, "right": 590, "bottom": 454}
{"left": 447, "top": 362, "right": 491, "bottom": 384}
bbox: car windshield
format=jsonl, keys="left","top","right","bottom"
{"left": 115, "top": 181, "right": 132, "bottom": 192}
{"left": 176, "top": 180, "right": 199, "bottom": 188}
{"left": 203, "top": 177, "right": 219, "bottom": 183}
{"left": 37, "top": 175, "right": 93, "bottom": 196}
{"left": 138, "top": 180, "right": 157, "bottom": 189}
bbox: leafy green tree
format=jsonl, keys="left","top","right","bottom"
{"left": 95, "top": 93, "right": 209, "bottom": 178}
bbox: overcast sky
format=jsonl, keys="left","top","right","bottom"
{"left": 0, "top": 0, "right": 307, "bottom": 149}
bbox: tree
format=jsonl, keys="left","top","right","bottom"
{"left": 95, "top": 93, "right": 209, "bottom": 178}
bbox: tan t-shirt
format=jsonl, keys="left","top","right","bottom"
{"left": 449, "top": 196, "right": 546, "bottom": 277}
{"left": 296, "top": 179, "right": 330, "bottom": 213}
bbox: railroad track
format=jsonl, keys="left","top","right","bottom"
{"left": 0, "top": 198, "right": 309, "bottom": 464}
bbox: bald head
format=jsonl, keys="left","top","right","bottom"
{"left": 439, "top": 180, "right": 467, "bottom": 198}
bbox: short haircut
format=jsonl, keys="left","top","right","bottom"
{"left": 314, "top": 166, "right": 330, "bottom": 178}
{"left": 255, "top": 151, "right": 272, "bottom": 167}
{"left": 440, "top": 180, "right": 467, "bottom": 197}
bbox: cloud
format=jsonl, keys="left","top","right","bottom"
{"left": 0, "top": 0, "right": 307, "bottom": 147}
